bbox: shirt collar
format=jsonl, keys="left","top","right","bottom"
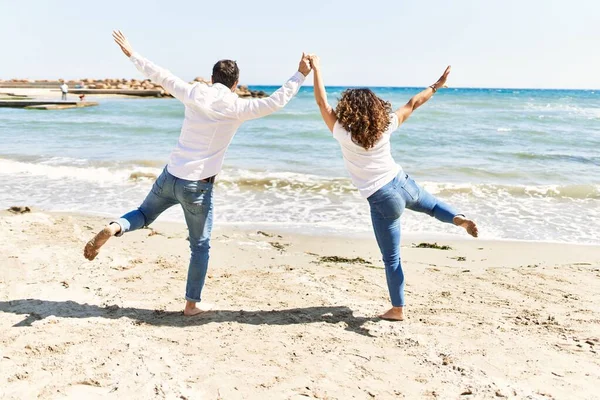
{"left": 212, "top": 82, "right": 233, "bottom": 93}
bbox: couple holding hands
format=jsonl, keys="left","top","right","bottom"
{"left": 84, "top": 31, "right": 478, "bottom": 321}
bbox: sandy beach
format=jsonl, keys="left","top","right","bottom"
{"left": 0, "top": 209, "right": 598, "bottom": 399}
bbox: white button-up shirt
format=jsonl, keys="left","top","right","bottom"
{"left": 129, "top": 52, "right": 306, "bottom": 180}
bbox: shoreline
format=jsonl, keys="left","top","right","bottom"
{"left": 36, "top": 207, "right": 600, "bottom": 247}
{"left": 0, "top": 148, "right": 598, "bottom": 246}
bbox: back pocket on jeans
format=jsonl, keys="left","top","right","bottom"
{"left": 372, "top": 194, "right": 404, "bottom": 220}
{"left": 182, "top": 181, "right": 210, "bottom": 194}
{"left": 151, "top": 171, "right": 168, "bottom": 195}
{"left": 400, "top": 178, "right": 420, "bottom": 201}
{"left": 181, "top": 184, "right": 211, "bottom": 215}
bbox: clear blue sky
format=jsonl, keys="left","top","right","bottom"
{"left": 1, "top": 0, "right": 598, "bottom": 89}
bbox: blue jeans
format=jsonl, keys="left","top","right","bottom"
{"left": 367, "top": 172, "right": 459, "bottom": 307}
{"left": 113, "top": 167, "right": 213, "bottom": 303}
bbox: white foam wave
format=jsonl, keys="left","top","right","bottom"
{"left": 1, "top": 159, "right": 599, "bottom": 244}
{"left": 39, "top": 156, "right": 90, "bottom": 166}
{"left": 0, "top": 158, "right": 160, "bottom": 183}
{"left": 524, "top": 103, "right": 600, "bottom": 119}
{"left": 1, "top": 158, "right": 598, "bottom": 200}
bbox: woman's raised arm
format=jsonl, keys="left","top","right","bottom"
{"left": 395, "top": 65, "right": 451, "bottom": 126}
{"left": 310, "top": 55, "right": 337, "bottom": 133}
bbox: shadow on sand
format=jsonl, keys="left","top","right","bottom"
{"left": 0, "top": 299, "right": 379, "bottom": 337}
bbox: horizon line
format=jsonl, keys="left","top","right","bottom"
{"left": 250, "top": 84, "right": 599, "bottom": 91}
{"left": 1, "top": 78, "right": 597, "bottom": 92}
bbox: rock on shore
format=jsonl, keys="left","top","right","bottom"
{"left": 193, "top": 77, "right": 267, "bottom": 98}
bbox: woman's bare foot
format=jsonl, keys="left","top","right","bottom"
{"left": 184, "top": 301, "right": 213, "bottom": 316}
{"left": 453, "top": 215, "right": 479, "bottom": 238}
{"left": 83, "top": 223, "right": 121, "bottom": 261}
{"left": 379, "top": 306, "right": 404, "bottom": 321}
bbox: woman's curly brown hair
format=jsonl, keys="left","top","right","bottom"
{"left": 335, "top": 88, "right": 392, "bottom": 150}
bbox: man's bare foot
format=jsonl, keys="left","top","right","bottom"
{"left": 379, "top": 306, "right": 404, "bottom": 321}
{"left": 184, "top": 301, "right": 213, "bottom": 316}
{"left": 83, "top": 224, "right": 120, "bottom": 261}
{"left": 453, "top": 215, "right": 479, "bottom": 238}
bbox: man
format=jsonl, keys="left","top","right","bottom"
{"left": 84, "top": 30, "right": 312, "bottom": 316}
{"left": 60, "top": 82, "right": 68, "bottom": 100}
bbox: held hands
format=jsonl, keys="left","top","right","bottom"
{"left": 112, "top": 30, "right": 134, "bottom": 58}
{"left": 307, "top": 55, "right": 320, "bottom": 71}
{"left": 298, "top": 52, "right": 312, "bottom": 76}
{"left": 432, "top": 65, "right": 451, "bottom": 90}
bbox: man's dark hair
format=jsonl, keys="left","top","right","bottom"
{"left": 212, "top": 60, "right": 239, "bottom": 89}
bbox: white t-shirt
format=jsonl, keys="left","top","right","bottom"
{"left": 332, "top": 113, "right": 402, "bottom": 198}
{"left": 60, "top": 84, "right": 68, "bottom": 93}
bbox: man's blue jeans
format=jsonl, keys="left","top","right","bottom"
{"left": 367, "top": 172, "right": 459, "bottom": 307}
{"left": 113, "top": 167, "right": 213, "bottom": 303}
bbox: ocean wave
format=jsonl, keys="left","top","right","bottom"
{"left": 126, "top": 159, "right": 167, "bottom": 168}
{"left": 0, "top": 157, "right": 160, "bottom": 183}
{"left": 524, "top": 103, "right": 600, "bottom": 119}
{"left": 426, "top": 182, "right": 600, "bottom": 200}
{"left": 1, "top": 157, "right": 598, "bottom": 200}
{"left": 38, "top": 156, "right": 90, "bottom": 166}
{"left": 1, "top": 158, "right": 599, "bottom": 244}
{"left": 217, "top": 170, "right": 355, "bottom": 195}
{"left": 221, "top": 175, "right": 600, "bottom": 200}
{"left": 513, "top": 153, "right": 600, "bottom": 166}
{"left": 129, "top": 171, "right": 158, "bottom": 180}
{"left": 267, "top": 111, "right": 323, "bottom": 120}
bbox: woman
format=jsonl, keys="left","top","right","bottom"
{"left": 309, "top": 55, "right": 478, "bottom": 321}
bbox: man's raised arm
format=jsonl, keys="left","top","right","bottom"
{"left": 112, "top": 30, "right": 197, "bottom": 104}
{"left": 234, "top": 53, "right": 311, "bottom": 121}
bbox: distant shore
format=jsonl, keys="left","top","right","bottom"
{"left": 0, "top": 87, "right": 161, "bottom": 99}
{"left": 0, "top": 78, "right": 268, "bottom": 98}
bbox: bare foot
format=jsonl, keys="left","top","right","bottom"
{"left": 83, "top": 224, "right": 120, "bottom": 261}
{"left": 453, "top": 215, "right": 479, "bottom": 238}
{"left": 184, "top": 301, "right": 213, "bottom": 316}
{"left": 379, "top": 306, "right": 404, "bottom": 321}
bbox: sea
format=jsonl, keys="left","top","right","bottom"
{"left": 1, "top": 87, "right": 599, "bottom": 244}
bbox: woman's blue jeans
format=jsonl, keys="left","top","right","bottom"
{"left": 112, "top": 167, "right": 213, "bottom": 303}
{"left": 367, "top": 172, "right": 459, "bottom": 307}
